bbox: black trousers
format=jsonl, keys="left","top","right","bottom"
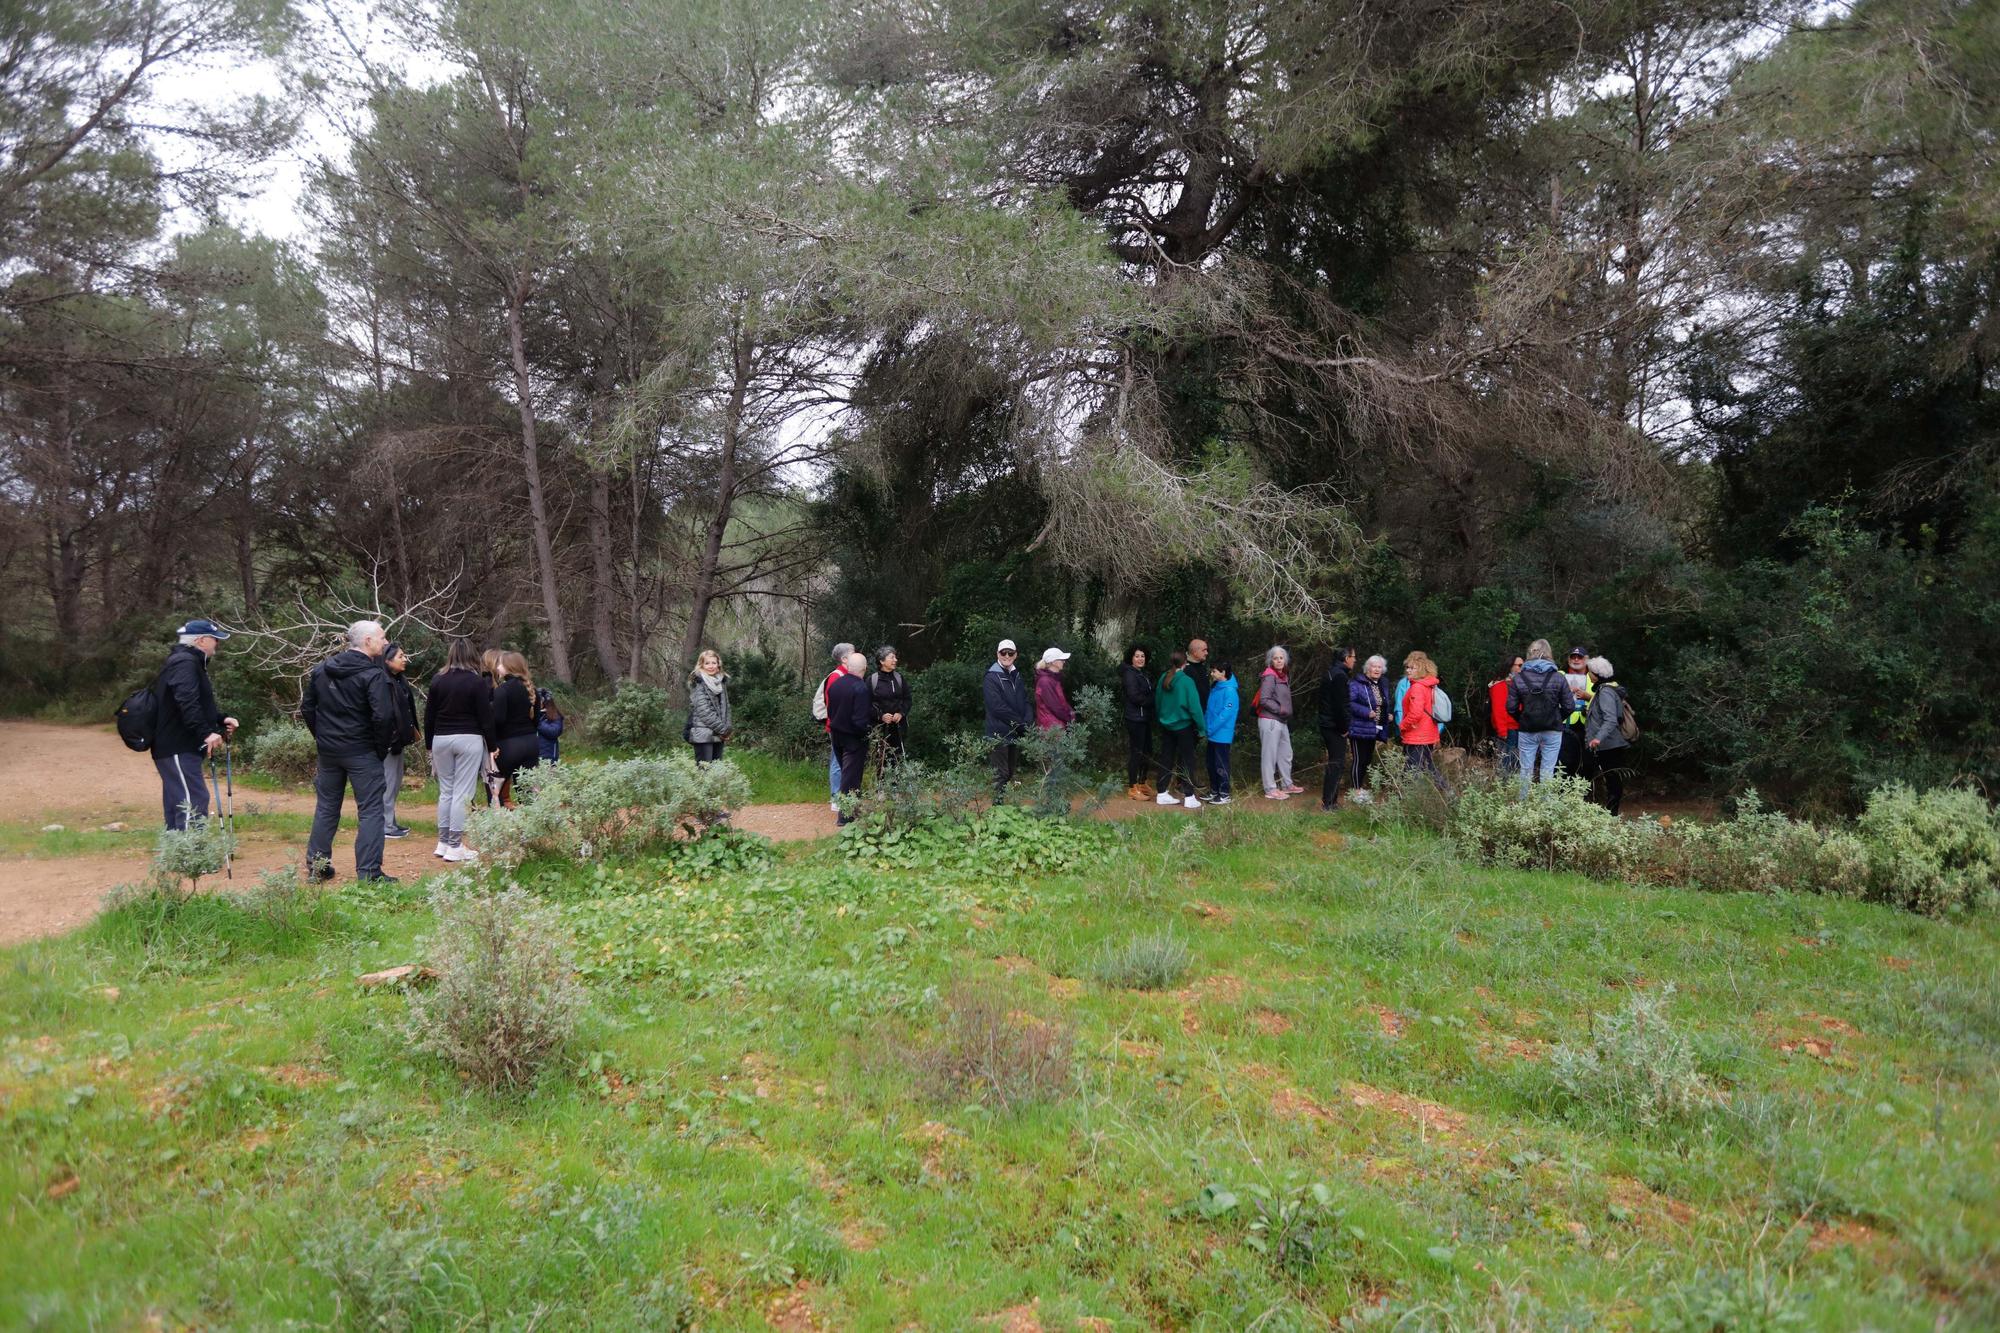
{"left": 306, "top": 749, "right": 387, "bottom": 878}
{"left": 1124, "top": 719, "right": 1154, "bottom": 786}
{"left": 991, "top": 739, "right": 1021, "bottom": 794}
{"left": 1160, "top": 726, "right": 1199, "bottom": 798}
{"left": 833, "top": 732, "right": 867, "bottom": 822}
{"left": 1349, "top": 737, "right": 1379, "bottom": 790}
{"left": 1558, "top": 724, "right": 1586, "bottom": 778}
{"left": 692, "top": 740, "right": 726, "bottom": 764}
{"left": 1319, "top": 726, "right": 1348, "bottom": 808}
{"left": 1582, "top": 747, "right": 1627, "bottom": 815}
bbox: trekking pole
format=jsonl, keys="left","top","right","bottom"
{"left": 224, "top": 741, "right": 236, "bottom": 880}
{"left": 206, "top": 748, "right": 230, "bottom": 880}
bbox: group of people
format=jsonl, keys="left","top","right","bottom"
{"left": 1488, "top": 640, "right": 1632, "bottom": 813}
{"left": 145, "top": 620, "right": 566, "bottom": 880}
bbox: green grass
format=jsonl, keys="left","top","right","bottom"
{"left": 3, "top": 812, "right": 1996, "bottom": 1328}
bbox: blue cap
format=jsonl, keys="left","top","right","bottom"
{"left": 177, "top": 619, "right": 231, "bottom": 640}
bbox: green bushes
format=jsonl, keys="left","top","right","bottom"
{"left": 587, "top": 683, "right": 679, "bottom": 751}
{"left": 406, "top": 886, "right": 587, "bottom": 1090}
{"left": 1856, "top": 784, "right": 2000, "bottom": 916}
{"left": 1549, "top": 988, "right": 1709, "bottom": 1129}
{"left": 1088, "top": 931, "right": 1192, "bottom": 990}
{"left": 246, "top": 717, "right": 317, "bottom": 783}
{"left": 467, "top": 754, "right": 751, "bottom": 867}
{"left": 839, "top": 802, "right": 1110, "bottom": 876}
{"left": 1451, "top": 774, "right": 1637, "bottom": 880}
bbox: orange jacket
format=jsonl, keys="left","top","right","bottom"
{"left": 1400, "top": 677, "right": 1440, "bottom": 746}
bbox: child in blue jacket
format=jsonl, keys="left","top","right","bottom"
{"left": 1203, "top": 664, "right": 1239, "bottom": 804}
{"left": 535, "top": 688, "right": 565, "bottom": 763}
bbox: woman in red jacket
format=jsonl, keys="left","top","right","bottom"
{"left": 1399, "top": 652, "right": 1449, "bottom": 790}
{"left": 1488, "top": 654, "right": 1523, "bottom": 775}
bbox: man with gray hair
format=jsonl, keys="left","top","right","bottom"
{"left": 813, "top": 641, "right": 856, "bottom": 812}
{"left": 1506, "top": 638, "right": 1577, "bottom": 799}
{"left": 299, "top": 619, "right": 399, "bottom": 881}
{"left": 149, "top": 618, "right": 239, "bottom": 829}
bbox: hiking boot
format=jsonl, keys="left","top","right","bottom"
{"left": 359, "top": 873, "right": 400, "bottom": 884}
{"left": 306, "top": 863, "right": 336, "bottom": 883}
{"left": 384, "top": 824, "right": 410, "bottom": 839}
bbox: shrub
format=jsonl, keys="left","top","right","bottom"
{"left": 839, "top": 802, "right": 1111, "bottom": 877}
{"left": 406, "top": 886, "right": 587, "bottom": 1090}
{"left": 152, "top": 815, "right": 236, "bottom": 891}
{"left": 1856, "top": 784, "right": 2000, "bottom": 916}
{"left": 302, "top": 1215, "right": 473, "bottom": 1332}
{"left": 246, "top": 717, "right": 318, "bottom": 783}
{"left": 466, "top": 754, "right": 751, "bottom": 867}
{"left": 1452, "top": 773, "right": 1642, "bottom": 881}
{"left": 1362, "top": 746, "right": 1457, "bottom": 833}
{"left": 588, "top": 682, "right": 678, "bottom": 751}
{"left": 242, "top": 864, "right": 344, "bottom": 940}
{"left": 894, "top": 984, "right": 1074, "bottom": 1110}
{"left": 1657, "top": 792, "right": 1870, "bottom": 899}
{"left": 1550, "top": 987, "right": 1708, "bottom": 1129}
{"left": 1088, "top": 931, "right": 1192, "bottom": 990}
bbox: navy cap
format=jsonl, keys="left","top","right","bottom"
{"left": 177, "top": 619, "right": 231, "bottom": 640}
{"left": 1566, "top": 645, "right": 1588, "bottom": 657}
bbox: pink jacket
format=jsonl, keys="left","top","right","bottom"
{"left": 1034, "top": 669, "right": 1074, "bottom": 730}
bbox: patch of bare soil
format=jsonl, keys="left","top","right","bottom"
{"left": 732, "top": 802, "right": 839, "bottom": 843}
{"left": 1342, "top": 1081, "right": 1472, "bottom": 1140}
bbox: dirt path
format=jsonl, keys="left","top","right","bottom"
{"left": 0, "top": 720, "right": 320, "bottom": 822}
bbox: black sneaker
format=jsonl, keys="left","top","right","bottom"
{"left": 307, "top": 864, "right": 336, "bottom": 883}
{"left": 358, "top": 873, "right": 401, "bottom": 884}
{"left": 383, "top": 825, "right": 410, "bottom": 839}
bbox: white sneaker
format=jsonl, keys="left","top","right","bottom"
{"left": 1154, "top": 792, "right": 1178, "bottom": 806}
{"left": 433, "top": 841, "right": 449, "bottom": 858}
{"left": 830, "top": 801, "right": 839, "bottom": 813}
{"left": 1183, "top": 795, "right": 1201, "bottom": 809}
{"left": 443, "top": 845, "right": 480, "bottom": 863}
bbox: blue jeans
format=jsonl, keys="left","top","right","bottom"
{"left": 1498, "top": 731, "right": 1520, "bottom": 776}
{"left": 1518, "top": 730, "right": 1563, "bottom": 797}
{"left": 1206, "top": 741, "right": 1232, "bottom": 798}
{"left": 155, "top": 750, "right": 209, "bottom": 829}
{"left": 828, "top": 744, "right": 841, "bottom": 801}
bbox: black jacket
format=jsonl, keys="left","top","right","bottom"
{"left": 982, "top": 663, "right": 1034, "bottom": 739}
{"left": 300, "top": 650, "right": 398, "bottom": 757}
{"left": 493, "top": 678, "right": 537, "bottom": 740}
{"left": 1119, "top": 664, "right": 1154, "bottom": 723}
{"left": 1318, "top": 663, "right": 1351, "bottom": 733}
{"left": 868, "top": 669, "right": 911, "bottom": 726}
{"left": 424, "top": 668, "right": 495, "bottom": 749}
{"left": 827, "top": 671, "right": 873, "bottom": 738}
{"left": 154, "top": 643, "right": 223, "bottom": 759}
{"left": 386, "top": 673, "right": 419, "bottom": 754}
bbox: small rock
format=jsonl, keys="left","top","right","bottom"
{"left": 41, "top": 823, "right": 64, "bottom": 833}
{"left": 357, "top": 965, "right": 438, "bottom": 988}
{"left": 47, "top": 1175, "right": 80, "bottom": 1200}
{"left": 96, "top": 986, "right": 121, "bottom": 1003}
{"left": 100, "top": 822, "right": 128, "bottom": 832}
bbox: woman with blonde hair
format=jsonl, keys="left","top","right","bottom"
{"left": 1398, "top": 650, "right": 1448, "bottom": 790}
{"left": 491, "top": 650, "right": 541, "bottom": 807}
{"left": 478, "top": 648, "right": 504, "bottom": 805}
{"left": 686, "top": 648, "right": 733, "bottom": 764}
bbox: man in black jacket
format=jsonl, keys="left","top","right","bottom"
{"left": 982, "top": 639, "right": 1034, "bottom": 795}
{"left": 300, "top": 619, "right": 399, "bottom": 882}
{"left": 153, "top": 619, "right": 239, "bottom": 829}
{"left": 1318, "top": 646, "right": 1355, "bottom": 812}
{"left": 827, "top": 651, "right": 873, "bottom": 824}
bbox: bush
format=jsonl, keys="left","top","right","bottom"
{"left": 839, "top": 802, "right": 1111, "bottom": 877}
{"left": 1657, "top": 791, "right": 1870, "bottom": 899}
{"left": 246, "top": 717, "right": 318, "bottom": 783}
{"left": 1451, "top": 773, "right": 1641, "bottom": 881}
{"left": 1856, "top": 784, "right": 2000, "bottom": 916}
{"left": 242, "top": 864, "right": 344, "bottom": 939}
{"left": 153, "top": 815, "right": 236, "bottom": 890}
{"left": 1362, "top": 745, "right": 1457, "bottom": 833}
{"left": 406, "top": 886, "right": 587, "bottom": 1090}
{"left": 302, "top": 1215, "right": 473, "bottom": 1331}
{"left": 588, "top": 682, "right": 678, "bottom": 751}
{"left": 1088, "top": 931, "right": 1192, "bottom": 990}
{"left": 893, "top": 984, "right": 1074, "bottom": 1111}
{"left": 466, "top": 754, "right": 751, "bottom": 867}
{"left": 1550, "top": 987, "right": 1708, "bottom": 1129}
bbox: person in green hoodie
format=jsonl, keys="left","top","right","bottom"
{"left": 1154, "top": 650, "right": 1205, "bottom": 809}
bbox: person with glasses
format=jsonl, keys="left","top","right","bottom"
{"left": 982, "top": 639, "right": 1034, "bottom": 795}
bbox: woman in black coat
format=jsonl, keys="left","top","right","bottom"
{"left": 1119, "top": 645, "right": 1157, "bottom": 795}
{"left": 869, "top": 645, "right": 912, "bottom": 769}
{"left": 492, "top": 650, "right": 542, "bottom": 807}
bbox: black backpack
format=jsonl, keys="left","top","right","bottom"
{"left": 115, "top": 678, "right": 161, "bottom": 752}
{"left": 1516, "top": 670, "right": 1569, "bottom": 732}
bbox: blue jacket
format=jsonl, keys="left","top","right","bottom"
{"left": 1204, "top": 677, "right": 1240, "bottom": 744}
{"left": 1349, "top": 675, "right": 1389, "bottom": 741}
{"left": 1393, "top": 675, "right": 1409, "bottom": 726}
{"left": 535, "top": 690, "right": 564, "bottom": 763}
{"left": 982, "top": 662, "right": 1034, "bottom": 740}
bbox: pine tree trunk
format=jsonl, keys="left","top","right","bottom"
{"left": 504, "top": 274, "right": 573, "bottom": 683}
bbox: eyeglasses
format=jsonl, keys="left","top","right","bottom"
{"left": 998, "top": 649, "right": 1016, "bottom": 656}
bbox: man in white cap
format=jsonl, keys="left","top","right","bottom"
{"left": 1034, "top": 646, "right": 1074, "bottom": 730}
{"left": 151, "top": 618, "right": 238, "bottom": 829}
{"left": 982, "top": 638, "right": 1034, "bottom": 794}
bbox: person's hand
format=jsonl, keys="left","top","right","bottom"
{"left": 203, "top": 732, "right": 223, "bottom": 755}
{"left": 489, "top": 749, "right": 500, "bottom": 765}
{"left": 223, "top": 717, "right": 239, "bottom": 735}
{"left": 1588, "top": 738, "right": 1600, "bottom": 750}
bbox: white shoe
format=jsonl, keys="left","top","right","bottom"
{"left": 830, "top": 801, "right": 839, "bottom": 813}
{"left": 433, "top": 841, "right": 449, "bottom": 858}
{"left": 1183, "top": 795, "right": 1201, "bottom": 809}
{"left": 443, "top": 845, "right": 480, "bottom": 863}
{"left": 1154, "top": 792, "right": 1178, "bottom": 806}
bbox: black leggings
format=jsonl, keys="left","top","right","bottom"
{"left": 1582, "top": 748, "right": 1627, "bottom": 815}
{"left": 692, "top": 740, "right": 726, "bottom": 764}
{"left": 1319, "top": 727, "right": 1348, "bottom": 808}
{"left": 1349, "top": 738, "right": 1379, "bottom": 789}
{"left": 498, "top": 733, "right": 540, "bottom": 783}
{"left": 1125, "top": 720, "right": 1154, "bottom": 786}
{"left": 1160, "top": 726, "right": 1199, "bottom": 798}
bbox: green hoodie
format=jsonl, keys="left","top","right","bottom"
{"left": 1155, "top": 667, "right": 1204, "bottom": 736}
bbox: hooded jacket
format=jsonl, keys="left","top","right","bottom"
{"left": 1400, "top": 676, "right": 1441, "bottom": 746}
{"left": 1318, "top": 661, "right": 1351, "bottom": 732}
{"left": 1034, "top": 668, "right": 1074, "bottom": 730}
{"left": 1118, "top": 663, "right": 1154, "bottom": 724}
{"left": 1488, "top": 678, "right": 1518, "bottom": 738}
{"left": 982, "top": 661, "right": 1034, "bottom": 740}
{"left": 1506, "top": 659, "right": 1575, "bottom": 733}
{"left": 154, "top": 643, "right": 224, "bottom": 759}
{"left": 300, "top": 649, "right": 397, "bottom": 757}
{"left": 687, "top": 671, "right": 732, "bottom": 743}
{"left": 1585, "top": 680, "right": 1630, "bottom": 752}
{"left": 1204, "top": 675, "right": 1240, "bottom": 744}
{"left": 1155, "top": 667, "right": 1204, "bottom": 736}
{"left": 1348, "top": 674, "right": 1388, "bottom": 741}
{"left": 869, "top": 668, "right": 911, "bottom": 726}
{"left": 535, "top": 688, "right": 565, "bottom": 762}
{"left": 1256, "top": 666, "right": 1294, "bottom": 722}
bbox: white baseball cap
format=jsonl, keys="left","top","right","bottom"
{"left": 997, "top": 639, "right": 1017, "bottom": 654}
{"left": 1039, "top": 647, "right": 1071, "bottom": 665}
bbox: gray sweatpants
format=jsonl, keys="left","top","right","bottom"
{"left": 383, "top": 751, "right": 405, "bottom": 828}
{"left": 432, "top": 734, "right": 484, "bottom": 836}
{"left": 1258, "top": 717, "right": 1294, "bottom": 792}
{"left": 307, "top": 750, "right": 387, "bottom": 878}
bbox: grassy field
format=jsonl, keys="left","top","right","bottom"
{"left": 2, "top": 807, "right": 1996, "bottom": 1329}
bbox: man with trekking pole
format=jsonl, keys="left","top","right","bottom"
{"left": 152, "top": 619, "right": 238, "bottom": 831}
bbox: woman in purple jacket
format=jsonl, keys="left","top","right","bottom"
{"left": 1034, "top": 647, "right": 1075, "bottom": 729}
{"left": 1347, "top": 654, "right": 1391, "bottom": 799}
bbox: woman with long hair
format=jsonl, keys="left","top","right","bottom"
{"left": 1118, "top": 645, "right": 1156, "bottom": 798}
{"left": 1398, "top": 650, "right": 1448, "bottom": 790}
{"left": 478, "top": 648, "right": 504, "bottom": 806}
{"left": 422, "top": 637, "right": 493, "bottom": 862}
{"left": 1152, "top": 650, "right": 1204, "bottom": 809}
{"left": 686, "top": 648, "right": 733, "bottom": 764}
{"left": 492, "top": 650, "right": 541, "bottom": 806}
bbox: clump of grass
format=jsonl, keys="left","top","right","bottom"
{"left": 1088, "top": 930, "right": 1192, "bottom": 991}
{"left": 895, "top": 984, "right": 1074, "bottom": 1111}
{"left": 406, "top": 887, "right": 587, "bottom": 1091}
{"left": 1550, "top": 986, "right": 1709, "bottom": 1129}
{"left": 302, "top": 1214, "right": 474, "bottom": 1331}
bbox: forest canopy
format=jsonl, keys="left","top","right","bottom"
{"left": 1, "top": 0, "right": 1995, "bottom": 810}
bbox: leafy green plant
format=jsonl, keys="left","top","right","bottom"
{"left": 245, "top": 717, "right": 318, "bottom": 783}
{"left": 467, "top": 753, "right": 751, "bottom": 868}
{"left": 1180, "top": 1179, "right": 1346, "bottom": 1278}
{"left": 839, "top": 802, "right": 1111, "bottom": 877}
{"left": 1856, "top": 783, "right": 2000, "bottom": 916}
{"left": 1088, "top": 930, "right": 1192, "bottom": 991}
{"left": 1450, "top": 773, "right": 1641, "bottom": 880}
{"left": 1649, "top": 1261, "right": 1808, "bottom": 1332}
{"left": 406, "top": 886, "right": 587, "bottom": 1090}
{"left": 1550, "top": 987, "right": 1708, "bottom": 1129}
{"left": 651, "top": 825, "right": 777, "bottom": 882}
{"left": 588, "top": 682, "right": 679, "bottom": 751}
{"left": 152, "top": 814, "right": 237, "bottom": 892}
